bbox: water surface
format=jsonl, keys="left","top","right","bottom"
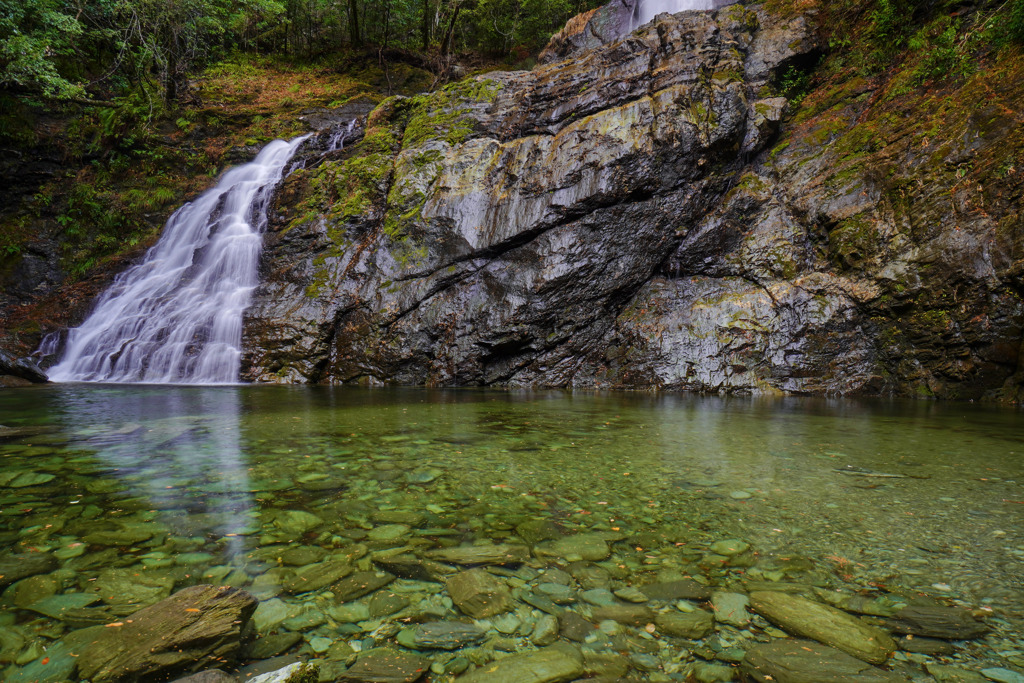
{"left": 1, "top": 385, "right": 1022, "bottom": 678}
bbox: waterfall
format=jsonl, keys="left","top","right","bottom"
{"left": 633, "top": 0, "right": 715, "bottom": 28}
{"left": 48, "top": 135, "right": 309, "bottom": 384}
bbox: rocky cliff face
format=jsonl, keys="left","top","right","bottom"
{"left": 243, "top": 2, "right": 1024, "bottom": 399}
{"left": 242, "top": 5, "right": 819, "bottom": 388}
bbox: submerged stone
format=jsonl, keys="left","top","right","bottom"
{"left": 742, "top": 640, "right": 904, "bottom": 682}
{"left": 590, "top": 603, "right": 654, "bottom": 626}
{"left": 87, "top": 567, "right": 175, "bottom": 610}
{"left": 282, "top": 560, "right": 353, "bottom": 594}
{"left": 23, "top": 592, "right": 99, "bottom": 619}
{"left": 6, "top": 472, "right": 56, "bottom": 488}
{"left": 534, "top": 534, "right": 610, "bottom": 562}
{"left": 531, "top": 613, "right": 560, "bottom": 646}
{"left": 6, "top": 627, "right": 98, "bottom": 683}
{"left": 12, "top": 574, "right": 59, "bottom": 607}
{"left": 400, "top": 621, "right": 487, "bottom": 650}
{"left": 926, "top": 664, "right": 989, "bottom": 683}
{"left": 76, "top": 585, "right": 258, "bottom": 683}
{"left": 896, "top": 635, "right": 955, "bottom": 655}
{"left": 367, "top": 524, "right": 411, "bottom": 542}
{"left": 458, "top": 643, "right": 584, "bottom": 683}
{"left": 0, "top": 553, "right": 57, "bottom": 589}
{"left": 250, "top": 632, "right": 303, "bottom": 659}
{"left": 709, "top": 539, "right": 749, "bottom": 556}
{"left": 980, "top": 669, "right": 1024, "bottom": 683}
{"left": 331, "top": 571, "right": 395, "bottom": 602}
{"left": 273, "top": 510, "right": 323, "bottom": 538}
{"left": 337, "top": 648, "right": 428, "bottom": 682}
{"left": 712, "top": 591, "right": 750, "bottom": 627}
{"left": 446, "top": 568, "right": 512, "bottom": 618}
{"left": 749, "top": 591, "right": 896, "bottom": 665}
{"left": 655, "top": 610, "right": 714, "bottom": 639}
{"left": 425, "top": 544, "right": 530, "bottom": 566}
{"left": 169, "top": 671, "right": 237, "bottom": 683}
{"left": 253, "top": 598, "right": 296, "bottom": 633}
{"left": 639, "top": 579, "right": 710, "bottom": 601}
{"left": 692, "top": 662, "right": 736, "bottom": 682}
{"left": 886, "top": 605, "right": 989, "bottom": 640}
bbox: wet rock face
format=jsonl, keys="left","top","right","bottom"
{"left": 244, "top": 0, "right": 1023, "bottom": 398}
{"left": 243, "top": 5, "right": 822, "bottom": 389}
{"left": 0, "top": 350, "right": 48, "bottom": 384}
{"left": 537, "top": 0, "right": 638, "bottom": 64}
{"left": 539, "top": 0, "right": 741, "bottom": 64}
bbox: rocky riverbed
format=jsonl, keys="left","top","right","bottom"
{"left": 1, "top": 385, "right": 1022, "bottom": 682}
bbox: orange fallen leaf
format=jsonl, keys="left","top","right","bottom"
{"left": 185, "top": 608, "right": 201, "bottom": 613}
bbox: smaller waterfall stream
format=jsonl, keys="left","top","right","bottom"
{"left": 48, "top": 134, "right": 309, "bottom": 384}
{"left": 632, "top": 0, "right": 714, "bottom": 28}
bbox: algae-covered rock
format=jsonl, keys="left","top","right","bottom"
{"left": 282, "top": 560, "right": 353, "bottom": 594}
{"left": 331, "top": 570, "right": 395, "bottom": 602}
{"left": 885, "top": 605, "right": 989, "bottom": 640}
{"left": 742, "top": 639, "right": 905, "bottom": 682}
{"left": 458, "top": 643, "right": 584, "bottom": 683}
{"left": 75, "top": 584, "right": 258, "bottom": 682}
{"left": 535, "top": 534, "right": 610, "bottom": 562}
{"left": 656, "top": 610, "right": 714, "bottom": 639}
{"left": 749, "top": 591, "right": 896, "bottom": 665}
{"left": 337, "top": 648, "right": 428, "bottom": 682}
{"left": 425, "top": 544, "right": 530, "bottom": 566}
{"left": 446, "top": 568, "right": 512, "bottom": 618}
{"left": 0, "top": 553, "right": 57, "bottom": 588}
{"left": 398, "top": 621, "right": 487, "bottom": 650}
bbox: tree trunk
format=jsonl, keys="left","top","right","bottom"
{"left": 421, "top": 0, "right": 430, "bottom": 50}
{"left": 348, "top": 0, "right": 361, "bottom": 46}
{"left": 441, "top": 0, "right": 463, "bottom": 56}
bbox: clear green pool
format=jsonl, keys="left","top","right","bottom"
{"left": 1, "top": 385, "right": 1022, "bottom": 680}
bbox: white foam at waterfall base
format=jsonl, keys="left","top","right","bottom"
{"left": 633, "top": 0, "right": 714, "bottom": 28}
{"left": 48, "top": 135, "right": 309, "bottom": 384}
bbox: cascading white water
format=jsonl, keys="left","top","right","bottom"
{"left": 48, "top": 135, "right": 309, "bottom": 384}
{"left": 632, "top": 0, "right": 714, "bottom": 28}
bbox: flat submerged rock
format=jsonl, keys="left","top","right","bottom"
{"left": 458, "top": 644, "right": 584, "bottom": 683}
{"left": 749, "top": 591, "right": 896, "bottom": 665}
{"left": 76, "top": 584, "right": 258, "bottom": 683}
{"left": 742, "top": 639, "right": 906, "bottom": 682}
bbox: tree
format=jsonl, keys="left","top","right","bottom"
{"left": 0, "top": 0, "right": 86, "bottom": 99}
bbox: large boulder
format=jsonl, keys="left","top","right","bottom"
{"left": 74, "top": 584, "right": 258, "bottom": 682}
{"left": 0, "top": 350, "right": 47, "bottom": 384}
{"left": 749, "top": 591, "right": 895, "bottom": 665}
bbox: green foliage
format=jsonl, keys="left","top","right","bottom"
{"left": 0, "top": 0, "right": 86, "bottom": 99}
{"left": 986, "top": 0, "right": 1024, "bottom": 47}
{"left": 1009, "top": 0, "right": 1024, "bottom": 43}
{"left": 776, "top": 64, "right": 814, "bottom": 108}
{"left": 908, "top": 16, "right": 967, "bottom": 84}
{"left": 464, "top": 0, "right": 603, "bottom": 55}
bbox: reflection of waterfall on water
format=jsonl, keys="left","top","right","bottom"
{"left": 633, "top": 0, "right": 714, "bottom": 28}
{"left": 58, "top": 385, "right": 254, "bottom": 560}
{"left": 47, "top": 135, "right": 309, "bottom": 384}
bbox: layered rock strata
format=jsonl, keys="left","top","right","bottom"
{"left": 243, "top": 5, "right": 829, "bottom": 391}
